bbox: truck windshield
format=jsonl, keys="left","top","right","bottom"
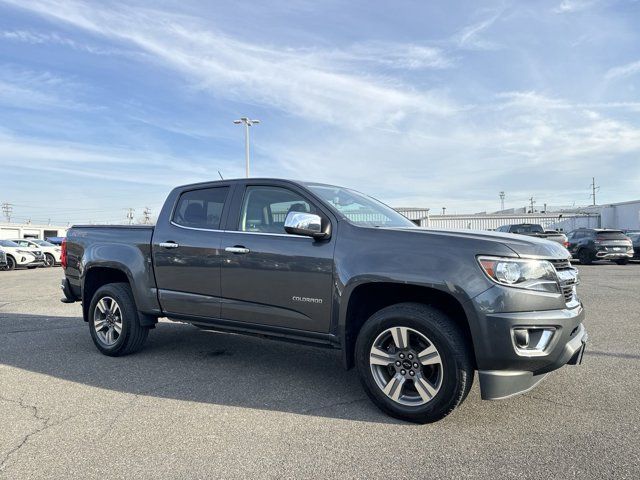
{"left": 305, "top": 184, "right": 416, "bottom": 228}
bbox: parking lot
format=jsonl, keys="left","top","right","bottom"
{"left": 1, "top": 265, "right": 639, "bottom": 479}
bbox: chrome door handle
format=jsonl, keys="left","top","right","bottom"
{"left": 225, "top": 246, "right": 250, "bottom": 254}
{"left": 159, "top": 242, "right": 179, "bottom": 249}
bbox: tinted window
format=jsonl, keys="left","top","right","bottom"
{"left": 0, "top": 240, "right": 19, "bottom": 247}
{"left": 33, "top": 240, "right": 54, "bottom": 246}
{"left": 240, "top": 186, "right": 315, "bottom": 234}
{"left": 596, "top": 231, "right": 627, "bottom": 240}
{"left": 511, "top": 224, "right": 543, "bottom": 234}
{"left": 173, "top": 187, "right": 229, "bottom": 229}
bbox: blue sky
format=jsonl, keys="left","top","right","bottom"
{"left": 0, "top": 0, "right": 639, "bottom": 224}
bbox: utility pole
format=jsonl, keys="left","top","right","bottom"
{"left": 233, "top": 117, "right": 260, "bottom": 178}
{"left": 529, "top": 196, "right": 535, "bottom": 214}
{"left": 499, "top": 191, "right": 505, "bottom": 211}
{"left": 126, "top": 208, "right": 135, "bottom": 225}
{"left": 1, "top": 202, "right": 12, "bottom": 222}
{"left": 442, "top": 207, "right": 446, "bottom": 215}
{"left": 143, "top": 207, "right": 151, "bottom": 225}
{"left": 590, "top": 177, "right": 600, "bottom": 206}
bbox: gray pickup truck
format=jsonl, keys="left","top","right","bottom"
{"left": 495, "top": 223, "right": 568, "bottom": 245}
{"left": 61, "top": 179, "right": 587, "bottom": 423}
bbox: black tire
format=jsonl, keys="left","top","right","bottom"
{"left": 88, "top": 282, "right": 149, "bottom": 356}
{"left": 355, "top": 302, "right": 473, "bottom": 424}
{"left": 44, "top": 253, "right": 55, "bottom": 267}
{"left": 4, "top": 256, "right": 15, "bottom": 271}
{"left": 615, "top": 258, "right": 629, "bottom": 265}
{"left": 578, "top": 249, "right": 593, "bottom": 265}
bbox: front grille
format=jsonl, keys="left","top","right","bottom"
{"left": 550, "top": 258, "right": 578, "bottom": 305}
{"left": 32, "top": 251, "right": 43, "bottom": 259}
{"left": 550, "top": 259, "right": 571, "bottom": 270}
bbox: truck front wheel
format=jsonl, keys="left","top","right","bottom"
{"left": 88, "top": 282, "right": 149, "bottom": 356}
{"left": 355, "top": 302, "right": 473, "bottom": 423}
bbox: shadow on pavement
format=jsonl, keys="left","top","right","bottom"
{"left": 0, "top": 313, "right": 399, "bottom": 424}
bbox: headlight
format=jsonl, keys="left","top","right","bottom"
{"left": 478, "top": 256, "right": 560, "bottom": 293}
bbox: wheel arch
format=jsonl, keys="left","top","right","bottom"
{"left": 341, "top": 282, "right": 476, "bottom": 370}
{"left": 81, "top": 266, "right": 131, "bottom": 322}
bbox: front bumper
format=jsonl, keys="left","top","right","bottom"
{"left": 24, "top": 260, "right": 46, "bottom": 267}
{"left": 479, "top": 323, "right": 587, "bottom": 399}
{"left": 595, "top": 250, "right": 633, "bottom": 259}
{"left": 468, "top": 292, "right": 587, "bottom": 400}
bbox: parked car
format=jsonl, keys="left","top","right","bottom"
{"left": 46, "top": 236, "right": 66, "bottom": 246}
{"left": 626, "top": 232, "right": 640, "bottom": 260}
{"left": 545, "top": 229, "right": 568, "bottom": 245}
{"left": 495, "top": 223, "right": 567, "bottom": 245}
{"left": 11, "top": 238, "right": 62, "bottom": 267}
{"left": 0, "top": 239, "right": 44, "bottom": 270}
{"left": 61, "top": 178, "right": 587, "bottom": 423}
{"left": 566, "top": 228, "right": 634, "bottom": 265}
{"left": 0, "top": 247, "right": 6, "bottom": 270}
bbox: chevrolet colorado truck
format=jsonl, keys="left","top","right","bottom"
{"left": 61, "top": 179, "right": 587, "bottom": 423}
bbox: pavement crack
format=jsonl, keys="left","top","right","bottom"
{"left": 0, "top": 395, "right": 51, "bottom": 472}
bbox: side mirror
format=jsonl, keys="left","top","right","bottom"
{"left": 284, "top": 212, "right": 328, "bottom": 239}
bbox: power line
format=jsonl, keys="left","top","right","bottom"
{"left": 1, "top": 202, "right": 13, "bottom": 222}
{"left": 125, "top": 208, "right": 135, "bottom": 225}
{"left": 143, "top": 207, "right": 151, "bottom": 224}
{"left": 590, "top": 177, "right": 600, "bottom": 206}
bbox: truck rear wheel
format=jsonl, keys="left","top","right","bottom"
{"left": 88, "top": 282, "right": 149, "bottom": 356}
{"left": 355, "top": 302, "right": 473, "bottom": 423}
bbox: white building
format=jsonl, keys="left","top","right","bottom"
{"left": 0, "top": 222, "right": 68, "bottom": 240}
{"left": 585, "top": 200, "right": 640, "bottom": 230}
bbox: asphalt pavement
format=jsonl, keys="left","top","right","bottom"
{"left": 1, "top": 265, "right": 639, "bottom": 479}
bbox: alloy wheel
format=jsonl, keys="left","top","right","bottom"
{"left": 369, "top": 326, "right": 443, "bottom": 406}
{"left": 93, "top": 296, "right": 123, "bottom": 346}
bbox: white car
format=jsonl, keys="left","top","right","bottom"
{"left": 9, "top": 238, "right": 60, "bottom": 267}
{"left": 0, "top": 240, "right": 44, "bottom": 270}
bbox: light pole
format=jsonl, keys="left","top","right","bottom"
{"left": 233, "top": 117, "right": 260, "bottom": 177}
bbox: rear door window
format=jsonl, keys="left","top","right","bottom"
{"left": 173, "top": 187, "right": 229, "bottom": 230}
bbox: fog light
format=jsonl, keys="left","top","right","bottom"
{"left": 513, "top": 328, "right": 530, "bottom": 348}
{"left": 512, "top": 327, "right": 556, "bottom": 356}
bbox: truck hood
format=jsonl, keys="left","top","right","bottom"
{"left": 385, "top": 227, "right": 571, "bottom": 260}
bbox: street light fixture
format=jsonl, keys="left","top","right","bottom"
{"left": 233, "top": 117, "right": 260, "bottom": 178}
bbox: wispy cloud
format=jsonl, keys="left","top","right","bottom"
{"left": 454, "top": 11, "right": 503, "bottom": 50}
{"left": 321, "top": 42, "right": 454, "bottom": 70}
{"left": 0, "top": 29, "right": 137, "bottom": 57}
{"left": 605, "top": 59, "right": 640, "bottom": 80}
{"left": 0, "top": 0, "right": 639, "bottom": 217}
{"left": 0, "top": 67, "right": 92, "bottom": 110}
{"left": 2, "top": 0, "right": 457, "bottom": 131}
{"left": 553, "top": 0, "right": 601, "bottom": 14}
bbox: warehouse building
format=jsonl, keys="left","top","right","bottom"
{"left": 395, "top": 200, "right": 640, "bottom": 232}
{"left": 0, "top": 222, "right": 68, "bottom": 240}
